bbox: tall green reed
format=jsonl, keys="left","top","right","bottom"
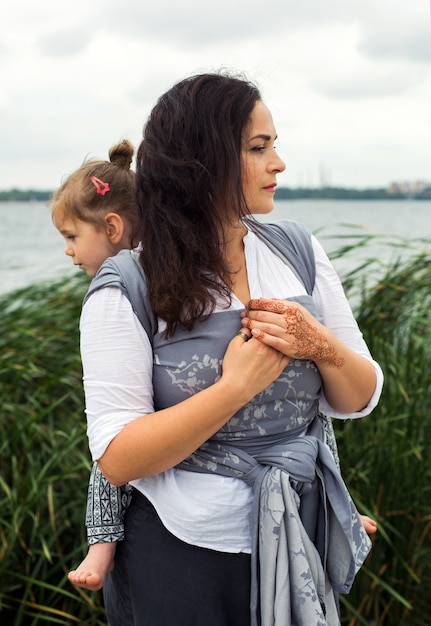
{"left": 1, "top": 234, "right": 430, "bottom": 624}
{"left": 0, "top": 274, "right": 106, "bottom": 625}
{"left": 331, "top": 234, "right": 431, "bottom": 625}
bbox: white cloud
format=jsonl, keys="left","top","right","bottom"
{"left": 37, "top": 29, "right": 93, "bottom": 57}
{"left": 358, "top": 3, "right": 430, "bottom": 63}
{"left": 0, "top": 0, "right": 430, "bottom": 190}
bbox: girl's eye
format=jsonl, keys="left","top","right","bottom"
{"left": 66, "top": 235, "right": 76, "bottom": 241}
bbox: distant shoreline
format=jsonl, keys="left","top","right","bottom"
{"left": 1, "top": 186, "right": 431, "bottom": 202}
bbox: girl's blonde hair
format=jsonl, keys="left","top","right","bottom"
{"left": 51, "top": 139, "right": 138, "bottom": 244}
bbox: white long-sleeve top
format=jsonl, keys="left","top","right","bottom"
{"left": 81, "top": 229, "right": 383, "bottom": 553}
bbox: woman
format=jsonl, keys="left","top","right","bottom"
{"left": 82, "top": 72, "right": 383, "bottom": 625}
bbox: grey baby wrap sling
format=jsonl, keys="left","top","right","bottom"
{"left": 85, "top": 219, "right": 371, "bottom": 626}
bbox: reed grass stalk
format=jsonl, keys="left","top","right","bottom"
{"left": 1, "top": 236, "right": 430, "bottom": 624}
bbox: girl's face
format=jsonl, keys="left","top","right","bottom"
{"left": 241, "top": 100, "right": 286, "bottom": 215}
{"left": 57, "top": 216, "right": 118, "bottom": 277}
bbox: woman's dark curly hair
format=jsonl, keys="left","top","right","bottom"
{"left": 135, "top": 71, "right": 261, "bottom": 335}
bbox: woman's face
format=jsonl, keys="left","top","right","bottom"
{"left": 241, "top": 100, "right": 286, "bottom": 215}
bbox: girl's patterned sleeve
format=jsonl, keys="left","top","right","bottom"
{"left": 85, "top": 462, "right": 132, "bottom": 544}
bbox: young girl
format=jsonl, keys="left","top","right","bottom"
{"left": 51, "top": 139, "right": 141, "bottom": 591}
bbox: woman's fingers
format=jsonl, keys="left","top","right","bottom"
{"left": 222, "top": 330, "right": 289, "bottom": 399}
{"left": 236, "top": 329, "right": 251, "bottom": 342}
{"left": 241, "top": 298, "right": 342, "bottom": 367}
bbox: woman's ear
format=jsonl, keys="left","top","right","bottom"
{"left": 104, "top": 212, "right": 124, "bottom": 244}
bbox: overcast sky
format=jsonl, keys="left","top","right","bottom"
{"left": 1, "top": 0, "right": 430, "bottom": 190}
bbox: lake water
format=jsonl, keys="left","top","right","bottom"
{"left": 1, "top": 199, "right": 430, "bottom": 298}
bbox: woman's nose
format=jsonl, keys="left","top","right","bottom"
{"left": 271, "top": 150, "right": 286, "bottom": 173}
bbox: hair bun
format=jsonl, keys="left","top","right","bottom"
{"left": 109, "top": 139, "right": 134, "bottom": 170}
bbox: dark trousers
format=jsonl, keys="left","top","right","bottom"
{"left": 104, "top": 489, "right": 252, "bottom": 626}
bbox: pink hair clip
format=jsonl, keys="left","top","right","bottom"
{"left": 90, "top": 176, "right": 110, "bottom": 196}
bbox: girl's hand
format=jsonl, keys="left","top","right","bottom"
{"left": 241, "top": 298, "right": 344, "bottom": 368}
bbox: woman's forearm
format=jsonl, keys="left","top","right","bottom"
{"left": 243, "top": 298, "right": 378, "bottom": 415}
{"left": 99, "top": 377, "right": 252, "bottom": 484}
{"left": 98, "top": 334, "right": 289, "bottom": 485}
{"left": 316, "top": 334, "right": 377, "bottom": 413}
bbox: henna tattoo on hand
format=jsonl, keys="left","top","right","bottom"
{"left": 248, "top": 298, "right": 284, "bottom": 313}
{"left": 247, "top": 298, "right": 344, "bottom": 368}
{"left": 283, "top": 307, "right": 344, "bottom": 368}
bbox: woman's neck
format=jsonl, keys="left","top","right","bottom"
{"left": 222, "top": 222, "right": 250, "bottom": 305}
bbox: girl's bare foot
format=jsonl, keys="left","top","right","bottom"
{"left": 360, "top": 514, "right": 377, "bottom": 534}
{"left": 68, "top": 542, "right": 116, "bottom": 591}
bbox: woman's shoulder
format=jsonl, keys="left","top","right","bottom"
{"left": 251, "top": 219, "right": 315, "bottom": 294}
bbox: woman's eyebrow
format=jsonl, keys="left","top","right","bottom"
{"left": 249, "top": 133, "right": 277, "bottom": 141}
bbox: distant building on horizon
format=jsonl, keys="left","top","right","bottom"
{"left": 387, "top": 180, "right": 431, "bottom": 197}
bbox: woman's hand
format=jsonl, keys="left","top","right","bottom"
{"left": 241, "top": 298, "right": 344, "bottom": 368}
{"left": 220, "top": 328, "right": 290, "bottom": 403}
{"left": 240, "top": 297, "right": 377, "bottom": 414}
